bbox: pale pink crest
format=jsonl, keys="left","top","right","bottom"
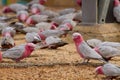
{"left": 31, "top": 8, "right": 40, "bottom": 14}
{"left": 19, "top": 14, "right": 28, "bottom": 22}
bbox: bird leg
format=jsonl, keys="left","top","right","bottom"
{"left": 81, "top": 59, "right": 89, "bottom": 64}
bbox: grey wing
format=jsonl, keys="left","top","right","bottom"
{"left": 45, "top": 36, "right": 61, "bottom": 45}
{"left": 35, "top": 22, "right": 51, "bottom": 30}
{"left": 3, "top": 45, "right": 25, "bottom": 59}
{"left": 100, "top": 42, "right": 120, "bottom": 50}
{"left": 23, "top": 27, "right": 39, "bottom": 33}
{"left": 98, "top": 46, "right": 120, "bottom": 58}
{"left": 42, "top": 30, "right": 65, "bottom": 37}
{"left": 103, "top": 63, "right": 120, "bottom": 76}
{"left": 86, "top": 39, "right": 102, "bottom": 48}
{"left": 79, "top": 41, "right": 103, "bottom": 59}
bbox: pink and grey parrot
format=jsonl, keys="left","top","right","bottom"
{"left": 57, "top": 23, "right": 73, "bottom": 31}
{"left": 30, "top": 4, "right": 45, "bottom": 14}
{"left": 113, "top": 0, "right": 120, "bottom": 22}
{"left": 38, "top": 36, "right": 68, "bottom": 49}
{"left": 2, "top": 27, "right": 16, "bottom": 38}
{"left": 62, "top": 19, "right": 77, "bottom": 28}
{"left": 94, "top": 45, "right": 120, "bottom": 61}
{"left": 26, "top": 14, "right": 48, "bottom": 25}
{"left": 27, "top": 0, "right": 47, "bottom": 7}
{"left": 72, "top": 32, "right": 107, "bottom": 63}
{"left": 2, "top": 3, "right": 28, "bottom": 13}
{"left": 95, "top": 63, "right": 120, "bottom": 80}
{"left": 35, "top": 22, "right": 57, "bottom": 31}
{"left": 1, "top": 33, "right": 15, "bottom": 49}
{"left": 25, "top": 32, "right": 41, "bottom": 44}
{"left": 17, "top": 10, "right": 29, "bottom": 22}
{"left": 2, "top": 43, "right": 36, "bottom": 62}
{"left": 38, "top": 29, "right": 68, "bottom": 40}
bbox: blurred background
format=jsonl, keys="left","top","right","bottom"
{"left": 0, "top": 0, "right": 79, "bottom": 8}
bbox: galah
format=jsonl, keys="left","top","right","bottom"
{"left": 73, "top": 10, "right": 82, "bottom": 22}
{"left": 41, "top": 10, "right": 59, "bottom": 19}
{"left": 2, "top": 43, "right": 36, "bottom": 62}
{"left": 17, "top": 10, "right": 29, "bottom": 22}
{"left": 26, "top": 14, "right": 48, "bottom": 25}
{"left": 76, "top": 0, "right": 82, "bottom": 7}
{"left": 94, "top": 45, "right": 120, "bottom": 61}
{"left": 57, "top": 23, "right": 73, "bottom": 31}
{"left": 72, "top": 32, "right": 107, "bottom": 63}
{"left": 52, "top": 13, "right": 76, "bottom": 25}
{"left": 113, "top": 0, "right": 120, "bottom": 22}
{"left": 22, "top": 27, "right": 40, "bottom": 34}
{"left": 27, "top": 0, "right": 47, "bottom": 7}
{"left": 25, "top": 32, "right": 41, "bottom": 44}
{"left": 38, "top": 36, "right": 68, "bottom": 49}
{"left": 95, "top": 63, "right": 120, "bottom": 79}
{"left": 9, "top": 22, "right": 26, "bottom": 33}
{"left": 59, "top": 8, "right": 76, "bottom": 15}
{"left": 38, "top": 29, "right": 68, "bottom": 40}
{"left": 2, "top": 3, "right": 28, "bottom": 13}
{"left": 86, "top": 39, "right": 102, "bottom": 48}
{"left": 30, "top": 4, "right": 45, "bottom": 14}
{"left": 39, "top": 0, "right": 47, "bottom": 5}
{"left": 1, "top": 33, "right": 15, "bottom": 49}
{"left": 2, "top": 27, "right": 16, "bottom": 38}
{"left": 62, "top": 19, "right": 77, "bottom": 28}
{"left": 35, "top": 22, "right": 57, "bottom": 31}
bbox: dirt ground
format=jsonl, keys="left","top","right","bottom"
{"left": 0, "top": 7, "right": 120, "bottom": 80}
{"left": 0, "top": 33, "right": 119, "bottom": 80}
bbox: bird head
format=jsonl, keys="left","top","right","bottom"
{"left": 31, "top": 7, "right": 41, "bottom": 14}
{"left": 18, "top": 14, "right": 28, "bottom": 22}
{"left": 0, "top": 52, "right": 2, "bottom": 62}
{"left": 76, "top": 0, "right": 82, "bottom": 7}
{"left": 51, "top": 22, "right": 59, "bottom": 27}
{"left": 26, "top": 17, "right": 36, "bottom": 25}
{"left": 50, "top": 24, "right": 57, "bottom": 30}
{"left": 39, "top": 0, "right": 47, "bottom": 5}
{"left": 26, "top": 43, "right": 36, "bottom": 52}
{"left": 65, "top": 23, "right": 73, "bottom": 31}
{"left": 2, "top": 6, "right": 13, "bottom": 13}
{"left": 114, "top": 0, "right": 120, "bottom": 7}
{"left": 72, "top": 32, "right": 83, "bottom": 43}
{"left": 95, "top": 66, "right": 104, "bottom": 77}
{"left": 38, "top": 32, "right": 46, "bottom": 40}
